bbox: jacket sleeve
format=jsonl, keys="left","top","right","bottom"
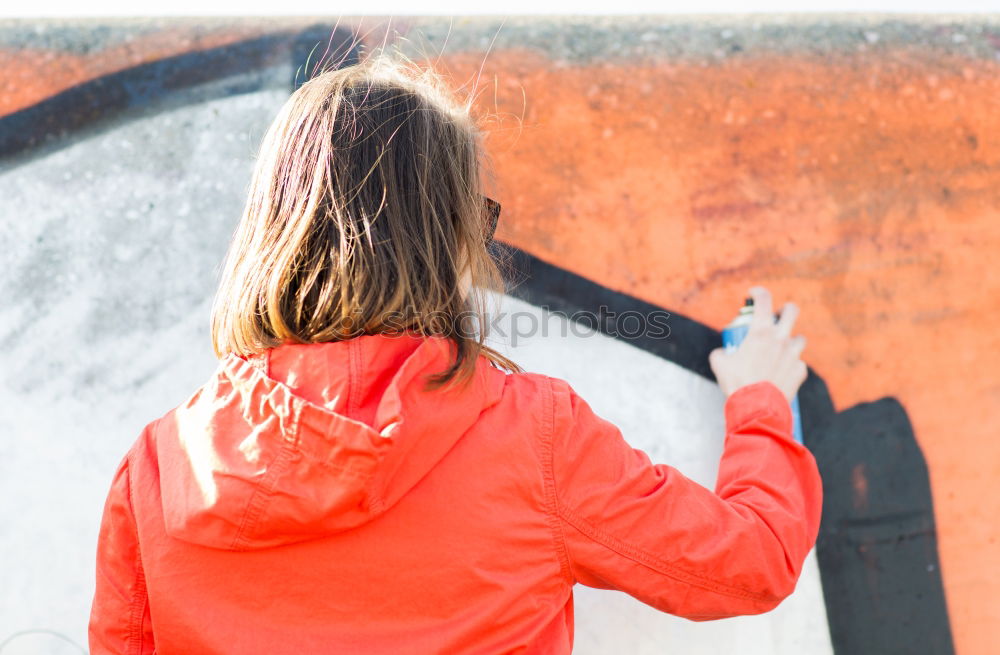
{"left": 546, "top": 378, "right": 823, "bottom": 621}
{"left": 89, "top": 452, "right": 155, "bottom": 654}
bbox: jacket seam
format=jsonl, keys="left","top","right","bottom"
{"left": 554, "top": 499, "right": 778, "bottom": 603}
{"left": 540, "top": 378, "right": 575, "bottom": 586}
{"left": 124, "top": 450, "right": 151, "bottom": 654}
{"left": 230, "top": 440, "right": 298, "bottom": 551}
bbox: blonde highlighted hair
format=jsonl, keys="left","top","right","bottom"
{"left": 210, "top": 49, "right": 519, "bottom": 387}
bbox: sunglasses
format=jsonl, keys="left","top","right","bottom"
{"left": 484, "top": 196, "right": 501, "bottom": 244}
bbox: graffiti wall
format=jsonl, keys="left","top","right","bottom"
{"left": 1, "top": 15, "right": 996, "bottom": 655}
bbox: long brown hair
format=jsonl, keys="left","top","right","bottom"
{"left": 210, "top": 50, "right": 519, "bottom": 387}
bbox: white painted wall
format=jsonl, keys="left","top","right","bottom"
{"left": 0, "top": 90, "right": 289, "bottom": 654}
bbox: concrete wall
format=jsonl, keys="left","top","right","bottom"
{"left": 2, "top": 15, "right": 996, "bottom": 654}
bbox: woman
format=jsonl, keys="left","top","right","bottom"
{"left": 89, "top": 51, "right": 821, "bottom": 654}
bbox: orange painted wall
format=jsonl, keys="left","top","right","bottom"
{"left": 432, "top": 47, "right": 999, "bottom": 655}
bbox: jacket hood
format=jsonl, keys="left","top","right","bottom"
{"left": 155, "top": 334, "right": 506, "bottom": 551}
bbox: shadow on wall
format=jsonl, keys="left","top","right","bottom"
{"left": 0, "top": 18, "right": 955, "bottom": 655}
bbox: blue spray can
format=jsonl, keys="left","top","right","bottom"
{"left": 721, "top": 297, "right": 803, "bottom": 444}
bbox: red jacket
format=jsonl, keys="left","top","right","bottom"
{"left": 89, "top": 333, "right": 823, "bottom": 654}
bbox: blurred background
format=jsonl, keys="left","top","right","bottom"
{"left": 1, "top": 2, "right": 997, "bottom": 654}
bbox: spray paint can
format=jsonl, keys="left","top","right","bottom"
{"left": 721, "top": 297, "right": 804, "bottom": 444}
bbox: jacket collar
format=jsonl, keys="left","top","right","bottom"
{"left": 156, "top": 334, "right": 507, "bottom": 550}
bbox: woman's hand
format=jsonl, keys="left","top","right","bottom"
{"left": 709, "top": 286, "right": 807, "bottom": 402}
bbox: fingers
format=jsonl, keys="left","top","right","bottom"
{"left": 795, "top": 360, "right": 808, "bottom": 385}
{"left": 708, "top": 347, "right": 731, "bottom": 395}
{"left": 751, "top": 288, "right": 801, "bottom": 341}
{"left": 708, "top": 347, "right": 726, "bottom": 373}
{"left": 748, "top": 286, "right": 773, "bottom": 331}
{"left": 775, "top": 302, "right": 799, "bottom": 339}
{"left": 782, "top": 338, "right": 808, "bottom": 395}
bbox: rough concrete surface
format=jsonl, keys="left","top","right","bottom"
{"left": 2, "top": 15, "right": 996, "bottom": 655}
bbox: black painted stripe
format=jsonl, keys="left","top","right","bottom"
{"left": 503, "top": 245, "right": 719, "bottom": 381}
{"left": 0, "top": 26, "right": 359, "bottom": 165}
